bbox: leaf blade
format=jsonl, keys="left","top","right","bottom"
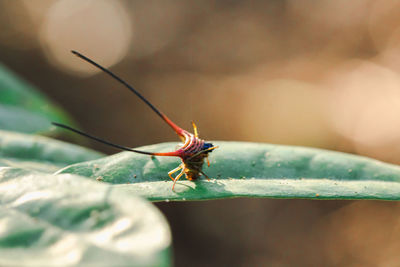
{"left": 0, "top": 130, "right": 103, "bottom": 172}
{"left": 58, "top": 141, "right": 400, "bottom": 201}
{"left": 0, "top": 167, "right": 171, "bottom": 266}
{"left": 0, "top": 63, "right": 74, "bottom": 134}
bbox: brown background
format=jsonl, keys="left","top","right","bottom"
{"left": 1, "top": 1, "right": 400, "bottom": 266}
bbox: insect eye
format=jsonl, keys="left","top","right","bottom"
{"left": 203, "top": 142, "right": 213, "bottom": 150}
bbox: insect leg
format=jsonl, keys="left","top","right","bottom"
{"left": 172, "top": 168, "right": 185, "bottom": 190}
{"left": 191, "top": 121, "right": 199, "bottom": 138}
{"left": 168, "top": 164, "right": 183, "bottom": 181}
{"left": 199, "top": 170, "right": 210, "bottom": 181}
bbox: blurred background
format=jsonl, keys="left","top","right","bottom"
{"left": 1, "top": 0, "right": 400, "bottom": 265}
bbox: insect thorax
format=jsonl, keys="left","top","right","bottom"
{"left": 182, "top": 141, "right": 214, "bottom": 179}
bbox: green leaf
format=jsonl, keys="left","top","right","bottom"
{"left": 58, "top": 141, "right": 400, "bottom": 201}
{"left": 0, "top": 167, "right": 171, "bottom": 266}
{"left": 0, "top": 130, "right": 103, "bottom": 173}
{"left": 0, "top": 63, "right": 74, "bottom": 134}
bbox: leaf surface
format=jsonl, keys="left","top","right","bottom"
{"left": 0, "top": 167, "right": 171, "bottom": 266}
{"left": 0, "top": 130, "right": 103, "bottom": 172}
{"left": 0, "top": 63, "right": 73, "bottom": 134}
{"left": 58, "top": 141, "right": 400, "bottom": 201}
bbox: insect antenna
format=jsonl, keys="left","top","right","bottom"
{"left": 71, "top": 50, "right": 184, "bottom": 137}
{"left": 52, "top": 122, "right": 156, "bottom": 155}
{"left": 52, "top": 122, "right": 180, "bottom": 157}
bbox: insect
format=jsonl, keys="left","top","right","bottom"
{"left": 53, "top": 51, "right": 218, "bottom": 190}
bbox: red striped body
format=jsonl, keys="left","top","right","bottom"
{"left": 152, "top": 127, "right": 214, "bottom": 181}
{"left": 178, "top": 130, "right": 208, "bottom": 180}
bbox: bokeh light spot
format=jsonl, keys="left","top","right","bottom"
{"left": 39, "top": 0, "right": 132, "bottom": 76}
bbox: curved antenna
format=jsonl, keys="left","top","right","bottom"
{"left": 53, "top": 123, "right": 153, "bottom": 155}
{"left": 71, "top": 50, "right": 184, "bottom": 137}
{"left": 52, "top": 122, "right": 179, "bottom": 157}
